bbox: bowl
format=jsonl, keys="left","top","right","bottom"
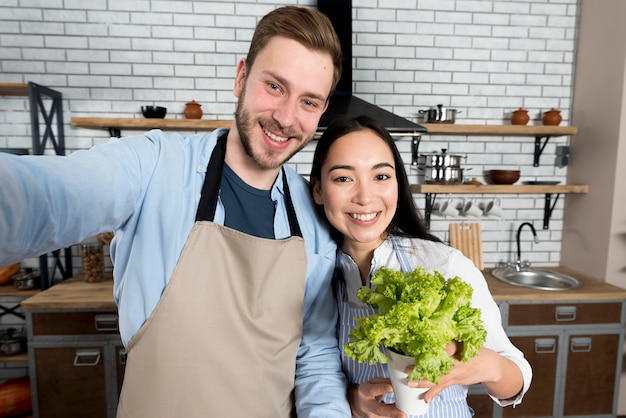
{"left": 141, "top": 106, "right": 167, "bottom": 119}
{"left": 488, "top": 170, "right": 520, "bottom": 185}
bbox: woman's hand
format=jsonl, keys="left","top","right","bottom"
{"left": 406, "top": 342, "right": 523, "bottom": 403}
{"left": 348, "top": 378, "right": 407, "bottom": 418}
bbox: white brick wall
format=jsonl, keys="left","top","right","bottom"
{"left": 1, "top": 0, "right": 579, "bottom": 270}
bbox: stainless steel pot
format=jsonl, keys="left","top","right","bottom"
{"left": 0, "top": 328, "right": 25, "bottom": 356}
{"left": 420, "top": 149, "right": 465, "bottom": 168}
{"left": 418, "top": 104, "right": 461, "bottom": 123}
{"left": 13, "top": 268, "right": 39, "bottom": 291}
{"left": 422, "top": 166, "right": 464, "bottom": 184}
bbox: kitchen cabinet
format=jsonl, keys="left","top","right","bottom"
{"left": 467, "top": 268, "right": 626, "bottom": 418}
{"left": 21, "top": 274, "right": 122, "bottom": 418}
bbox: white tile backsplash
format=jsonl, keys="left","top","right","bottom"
{"left": 1, "top": 0, "right": 579, "bottom": 272}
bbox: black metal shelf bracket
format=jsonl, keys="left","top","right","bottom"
{"left": 424, "top": 193, "right": 437, "bottom": 229}
{"left": 411, "top": 135, "right": 422, "bottom": 166}
{"left": 28, "top": 82, "right": 65, "bottom": 155}
{"left": 533, "top": 135, "right": 552, "bottom": 167}
{"left": 543, "top": 193, "right": 561, "bottom": 229}
{"left": 108, "top": 127, "right": 121, "bottom": 138}
{"left": 0, "top": 304, "right": 26, "bottom": 320}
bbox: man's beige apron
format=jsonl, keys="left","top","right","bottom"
{"left": 117, "top": 136, "right": 307, "bottom": 417}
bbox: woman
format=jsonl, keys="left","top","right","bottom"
{"left": 310, "top": 115, "right": 532, "bottom": 418}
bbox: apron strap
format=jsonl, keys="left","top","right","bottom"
{"left": 389, "top": 235, "right": 412, "bottom": 273}
{"left": 195, "top": 133, "right": 302, "bottom": 238}
{"left": 195, "top": 133, "right": 227, "bottom": 223}
{"left": 281, "top": 167, "right": 302, "bottom": 238}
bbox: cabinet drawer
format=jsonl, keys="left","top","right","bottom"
{"left": 508, "top": 302, "right": 622, "bottom": 326}
{"left": 31, "top": 311, "right": 119, "bottom": 336}
{"left": 34, "top": 346, "right": 107, "bottom": 418}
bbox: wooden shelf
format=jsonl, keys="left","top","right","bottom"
{"left": 420, "top": 123, "right": 577, "bottom": 136}
{"left": 71, "top": 117, "right": 232, "bottom": 135}
{"left": 411, "top": 184, "right": 588, "bottom": 194}
{"left": 413, "top": 183, "right": 589, "bottom": 230}
{"left": 0, "top": 83, "right": 29, "bottom": 96}
{"left": 0, "top": 284, "right": 40, "bottom": 298}
{"left": 0, "top": 352, "right": 28, "bottom": 363}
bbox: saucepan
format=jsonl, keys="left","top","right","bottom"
{"left": 420, "top": 149, "right": 465, "bottom": 168}
{"left": 418, "top": 104, "right": 462, "bottom": 123}
{"left": 421, "top": 166, "right": 465, "bottom": 185}
{"left": 0, "top": 328, "right": 26, "bottom": 356}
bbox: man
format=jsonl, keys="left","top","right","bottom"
{"left": 0, "top": 6, "right": 350, "bottom": 417}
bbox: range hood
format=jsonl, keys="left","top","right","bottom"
{"left": 317, "top": 0, "right": 426, "bottom": 135}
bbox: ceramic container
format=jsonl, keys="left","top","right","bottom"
{"left": 542, "top": 108, "right": 562, "bottom": 126}
{"left": 511, "top": 108, "right": 530, "bottom": 125}
{"left": 184, "top": 100, "right": 203, "bottom": 119}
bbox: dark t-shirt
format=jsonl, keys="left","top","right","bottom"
{"left": 220, "top": 163, "right": 275, "bottom": 239}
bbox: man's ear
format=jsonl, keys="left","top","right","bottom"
{"left": 311, "top": 178, "right": 323, "bottom": 205}
{"left": 233, "top": 58, "right": 247, "bottom": 98}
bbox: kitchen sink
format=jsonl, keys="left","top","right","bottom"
{"left": 491, "top": 268, "right": 581, "bottom": 291}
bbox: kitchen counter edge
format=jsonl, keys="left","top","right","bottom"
{"left": 18, "top": 268, "right": 626, "bottom": 311}
{"left": 484, "top": 266, "right": 626, "bottom": 301}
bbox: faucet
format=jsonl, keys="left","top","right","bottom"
{"left": 515, "top": 222, "right": 539, "bottom": 271}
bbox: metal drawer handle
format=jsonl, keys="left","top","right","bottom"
{"left": 534, "top": 338, "right": 556, "bottom": 354}
{"left": 94, "top": 314, "right": 119, "bottom": 331}
{"left": 119, "top": 348, "right": 127, "bottom": 365}
{"left": 570, "top": 337, "right": 592, "bottom": 353}
{"left": 554, "top": 306, "right": 576, "bottom": 321}
{"left": 73, "top": 349, "right": 101, "bottom": 366}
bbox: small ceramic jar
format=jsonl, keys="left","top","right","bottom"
{"left": 511, "top": 108, "right": 530, "bottom": 125}
{"left": 542, "top": 108, "right": 562, "bottom": 126}
{"left": 184, "top": 100, "right": 203, "bottom": 119}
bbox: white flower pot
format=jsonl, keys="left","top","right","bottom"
{"left": 387, "top": 349, "right": 429, "bottom": 416}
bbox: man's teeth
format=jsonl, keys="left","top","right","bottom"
{"left": 351, "top": 213, "right": 377, "bottom": 221}
{"left": 264, "top": 128, "right": 289, "bottom": 143}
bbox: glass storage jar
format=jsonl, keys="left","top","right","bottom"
{"left": 81, "top": 243, "right": 104, "bottom": 283}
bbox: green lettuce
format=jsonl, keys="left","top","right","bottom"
{"left": 344, "top": 266, "right": 487, "bottom": 383}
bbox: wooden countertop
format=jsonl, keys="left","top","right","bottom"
{"left": 17, "top": 267, "right": 626, "bottom": 312}
{"left": 484, "top": 266, "right": 626, "bottom": 301}
{"left": 21, "top": 273, "right": 116, "bottom": 310}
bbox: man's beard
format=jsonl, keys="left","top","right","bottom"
{"left": 234, "top": 89, "right": 313, "bottom": 170}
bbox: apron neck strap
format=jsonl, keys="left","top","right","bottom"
{"left": 195, "top": 133, "right": 302, "bottom": 238}
{"left": 389, "top": 235, "right": 413, "bottom": 273}
{"left": 195, "top": 133, "right": 227, "bottom": 223}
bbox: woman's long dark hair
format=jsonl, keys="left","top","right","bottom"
{"left": 310, "top": 115, "right": 441, "bottom": 246}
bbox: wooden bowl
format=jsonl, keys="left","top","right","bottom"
{"left": 488, "top": 170, "right": 520, "bottom": 185}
